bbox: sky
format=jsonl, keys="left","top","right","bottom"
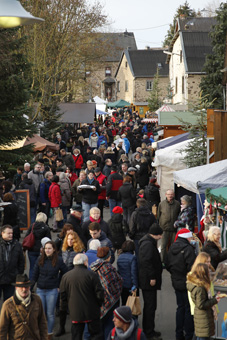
{"left": 90, "top": 0, "right": 221, "bottom": 49}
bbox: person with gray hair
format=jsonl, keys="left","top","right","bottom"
{"left": 23, "top": 212, "right": 51, "bottom": 279}
{"left": 85, "top": 239, "right": 101, "bottom": 267}
{"left": 174, "top": 195, "right": 195, "bottom": 232}
{"left": 60, "top": 252, "right": 104, "bottom": 339}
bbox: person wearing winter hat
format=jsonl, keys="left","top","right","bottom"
{"left": 107, "top": 306, "right": 146, "bottom": 340}
{"left": 138, "top": 223, "right": 163, "bottom": 340}
{"left": 165, "top": 228, "right": 196, "bottom": 340}
{"left": 108, "top": 206, "right": 126, "bottom": 250}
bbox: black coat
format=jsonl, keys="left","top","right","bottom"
{"left": 203, "top": 241, "right": 227, "bottom": 270}
{"left": 25, "top": 222, "right": 51, "bottom": 253}
{"left": 82, "top": 218, "right": 112, "bottom": 244}
{"left": 118, "top": 182, "right": 136, "bottom": 208}
{"left": 108, "top": 214, "right": 126, "bottom": 249}
{"left": 137, "top": 162, "right": 149, "bottom": 188}
{"left": 139, "top": 234, "right": 162, "bottom": 290}
{"left": 60, "top": 264, "right": 104, "bottom": 321}
{"left": 3, "top": 201, "right": 18, "bottom": 227}
{"left": 0, "top": 238, "right": 24, "bottom": 284}
{"left": 144, "top": 184, "right": 160, "bottom": 208}
{"left": 129, "top": 206, "right": 156, "bottom": 240}
{"left": 80, "top": 178, "right": 101, "bottom": 204}
{"left": 166, "top": 237, "right": 196, "bottom": 291}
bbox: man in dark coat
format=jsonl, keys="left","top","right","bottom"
{"left": 60, "top": 253, "right": 104, "bottom": 340}
{"left": 0, "top": 225, "right": 24, "bottom": 301}
{"left": 165, "top": 228, "right": 196, "bottom": 340}
{"left": 129, "top": 198, "right": 156, "bottom": 258}
{"left": 139, "top": 223, "right": 163, "bottom": 340}
{"left": 67, "top": 205, "right": 87, "bottom": 247}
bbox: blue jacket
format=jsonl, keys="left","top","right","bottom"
{"left": 117, "top": 252, "right": 138, "bottom": 289}
{"left": 39, "top": 178, "right": 51, "bottom": 204}
{"left": 97, "top": 135, "right": 108, "bottom": 148}
{"left": 87, "top": 231, "right": 115, "bottom": 264}
{"left": 32, "top": 256, "right": 68, "bottom": 289}
{"left": 86, "top": 249, "right": 98, "bottom": 267}
{"left": 123, "top": 138, "right": 130, "bottom": 154}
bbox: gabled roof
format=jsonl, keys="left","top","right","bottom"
{"left": 166, "top": 17, "right": 216, "bottom": 73}
{"left": 96, "top": 32, "right": 137, "bottom": 62}
{"left": 116, "top": 49, "right": 169, "bottom": 78}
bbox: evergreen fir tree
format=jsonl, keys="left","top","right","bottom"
{"left": 163, "top": 1, "right": 197, "bottom": 47}
{"left": 147, "top": 68, "right": 162, "bottom": 112}
{"left": 178, "top": 93, "right": 214, "bottom": 168}
{"left": 0, "top": 28, "right": 37, "bottom": 173}
{"left": 200, "top": 2, "right": 227, "bottom": 109}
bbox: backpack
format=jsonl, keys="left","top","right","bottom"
{"left": 111, "top": 327, "right": 142, "bottom": 340}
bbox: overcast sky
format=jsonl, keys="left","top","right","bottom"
{"left": 91, "top": 0, "right": 221, "bottom": 49}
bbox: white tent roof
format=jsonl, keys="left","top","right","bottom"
{"left": 173, "top": 159, "right": 227, "bottom": 194}
{"left": 152, "top": 139, "right": 192, "bottom": 170}
{"left": 93, "top": 96, "right": 107, "bottom": 104}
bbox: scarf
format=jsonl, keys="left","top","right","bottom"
{"left": 90, "top": 216, "right": 101, "bottom": 223}
{"left": 87, "top": 177, "right": 94, "bottom": 184}
{"left": 115, "top": 320, "right": 135, "bottom": 339}
{"left": 15, "top": 290, "right": 31, "bottom": 307}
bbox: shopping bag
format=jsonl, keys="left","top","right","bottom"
{"left": 22, "top": 224, "right": 35, "bottom": 250}
{"left": 56, "top": 208, "right": 63, "bottom": 221}
{"left": 126, "top": 290, "right": 141, "bottom": 315}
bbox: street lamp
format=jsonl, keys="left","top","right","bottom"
{"left": 0, "top": 0, "right": 44, "bottom": 28}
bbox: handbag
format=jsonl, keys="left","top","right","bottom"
{"left": 22, "top": 223, "right": 35, "bottom": 251}
{"left": 55, "top": 208, "right": 63, "bottom": 221}
{"left": 126, "top": 290, "right": 142, "bottom": 316}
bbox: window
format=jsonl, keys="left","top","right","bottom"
{"left": 117, "top": 81, "right": 120, "bottom": 92}
{"left": 105, "top": 67, "right": 111, "bottom": 77}
{"left": 125, "top": 61, "right": 128, "bottom": 68}
{"left": 146, "top": 81, "right": 153, "bottom": 91}
{"left": 125, "top": 80, "right": 128, "bottom": 92}
{"left": 182, "top": 76, "right": 184, "bottom": 94}
{"left": 175, "top": 77, "right": 178, "bottom": 94}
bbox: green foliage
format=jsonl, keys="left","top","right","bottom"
{"left": 0, "top": 28, "right": 37, "bottom": 173}
{"left": 200, "top": 2, "right": 227, "bottom": 109}
{"left": 147, "top": 68, "right": 162, "bottom": 112}
{"left": 163, "top": 1, "right": 197, "bottom": 47}
{"left": 38, "top": 104, "right": 63, "bottom": 141}
{"left": 178, "top": 93, "right": 214, "bottom": 168}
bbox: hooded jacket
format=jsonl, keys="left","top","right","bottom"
{"left": 187, "top": 280, "right": 217, "bottom": 337}
{"left": 25, "top": 222, "right": 51, "bottom": 253}
{"left": 19, "top": 178, "right": 36, "bottom": 206}
{"left": 166, "top": 237, "right": 196, "bottom": 291}
{"left": 108, "top": 213, "right": 126, "bottom": 249}
{"left": 129, "top": 206, "right": 156, "bottom": 240}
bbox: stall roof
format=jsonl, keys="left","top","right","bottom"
{"left": 59, "top": 103, "right": 96, "bottom": 124}
{"left": 158, "top": 111, "right": 200, "bottom": 126}
{"left": 157, "top": 132, "right": 190, "bottom": 149}
{"left": 107, "top": 99, "right": 131, "bottom": 108}
{"left": 173, "top": 159, "right": 227, "bottom": 194}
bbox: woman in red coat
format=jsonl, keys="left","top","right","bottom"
{"left": 73, "top": 149, "right": 84, "bottom": 176}
{"left": 48, "top": 175, "right": 62, "bottom": 231}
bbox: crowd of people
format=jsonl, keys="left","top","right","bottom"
{"left": 0, "top": 110, "right": 226, "bottom": 340}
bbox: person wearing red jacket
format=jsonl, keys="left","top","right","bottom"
{"left": 94, "top": 167, "right": 107, "bottom": 218}
{"left": 48, "top": 175, "right": 62, "bottom": 232}
{"left": 73, "top": 149, "right": 84, "bottom": 176}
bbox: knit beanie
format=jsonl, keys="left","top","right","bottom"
{"left": 113, "top": 306, "right": 132, "bottom": 323}
{"left": 149, "top": 223, "right": 163, "bottom": 235}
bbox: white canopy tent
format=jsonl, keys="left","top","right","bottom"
{"left": 152, "top": 139, "right": 192, "bottom": 200}
{"left": 173, "top": 159, "right": 227, "bottom": 194}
